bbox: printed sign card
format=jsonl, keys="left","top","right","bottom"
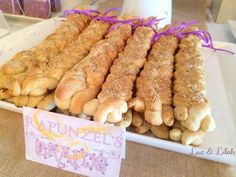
{"left": 23, "top": 107, "right": 125, "bottom": 177}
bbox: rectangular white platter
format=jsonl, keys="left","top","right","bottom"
{"left": 0, "top": 18, "right": 236, "bottom": 166}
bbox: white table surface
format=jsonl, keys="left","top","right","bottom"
{"left": 207, "top": 22, "right": 236, "bottom": 44}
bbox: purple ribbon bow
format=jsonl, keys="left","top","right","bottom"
{"left": 181, "top": 30, "right": 234, "bottom": 54}
{"left": 64, "top": 8, "right": 166, "bottom": 33}
{"left": 153, "top": 20, "right": 234, "bottom": 55}
{"left": 133, "top": 16, "right": 165, "bottom": 33}
{"left": 93, "top": 8, "right": 121, "bottom": 23}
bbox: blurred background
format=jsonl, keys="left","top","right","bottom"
{"left": 0, "top": 0, "right": 236, "bottom": 43}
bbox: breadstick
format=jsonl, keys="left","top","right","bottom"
{"left": 55, "top": 23, "right": 132, "bottom": 114}
{"left": 21, "top": 19, "right": 111, "bottom": 96}
{"left": 1, "top": 14, "right": 90, "bottom": 76}
{"left": 29, "top": 14, "right": 91, "bottom": 62}
{"left": 181, "top": 129, "right": 205, "bottom": 146}
{"left": 134, "top": 121, "right": 151, "bottom": 134}
{"left": 169, "top": 128, "right": 182, "bottom": 142}
{"left": 131, "top": 111, "right": 143, "bottom": 127}
{"left": 169, "top": 127, "right": 204, "bottom": 146}
{"left": 129, "top": 32, "right": 178, "bottom": 126}
{"left": 151, "top": 124, "right": 169, "bottom": 140}
{"left": 173, "top": 33, "right": 215, "bottom": 132}
{"left": 0, "top": 14, "right": 91, "bottom": 99}
{"left": 84, "top": 26, "right": 154, "bottom": 123}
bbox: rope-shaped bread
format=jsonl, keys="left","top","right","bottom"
{"left": 84, "top": 26, "right": 155, "bottom": 123}
{"left": 173, "top": 34, "right": 215, "bottom": 132}
{"left": 0, "top": 14, "right": 91, "bottom": 99}
{"left": 55, "top": 23, "right": 132, "bottom": 114}
{"left": 129, "top": 33, "right": 178, "bottom": 126}
{"left": 21, "top": 19, "right": 111, "bottom": 96}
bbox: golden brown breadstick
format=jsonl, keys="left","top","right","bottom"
{"left": 21, "top": 19, "right": 110, "bottom": 96}
{"left": 1, "top": 14, "right": 90, "bottom": 76}
{"left": 55, "top": 23, "right": 132, "bottom": 114}
{"left": 151, "top": 124, "right": 169, "bottom": 140}
{"left": 0, "top": 14, "right": 91, "bottom": 99}
{"left": 129, "top": 32, "right": 178, "bottom": 126}
{"left": 85, "top": 26, "right": 154, "bottom": 123}
{"left": 181, "top": 129, "right": 205, "bottom": 146}
{"left": 131, "top": 111, "right": 143, "bottom": 127}
{"left": 173, "top": 34, "right": 215, "bottom": 132}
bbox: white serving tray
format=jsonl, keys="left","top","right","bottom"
{"left": 0, "top": 18, "right": 236, "bottom": 166}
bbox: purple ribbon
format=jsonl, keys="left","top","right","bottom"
{"left": 153, "top": 21, "right": 234, "bottom": 55}
{"left": 93, "top": 8, "right": 121, "bottom": 23}
{"left": 152, "top": 20, "right": 199, "bottom": 41}
{"left": 133, "top": 16, "right": 164, "bottom": 33}
{"left": 132, "top": 12, "right": 168, "bottom": 32}
{"left": 108, "top": 17, "right": 142, "bottom": 32}
{"left": 181, "top": 30, "right": 234, "bottom": 54}
{"left": 64, "top": 8, "right": 165, "bottom": 33}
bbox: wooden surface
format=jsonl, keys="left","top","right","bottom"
{"left": 0, "top": 108, "right": 234, "bottom": 177}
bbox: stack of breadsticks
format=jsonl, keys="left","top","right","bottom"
{"left": 0, "top": 11, "right": 216, "bottom": 146}
{"left": 171, "top": 32, "right": 215, "bottom": 145}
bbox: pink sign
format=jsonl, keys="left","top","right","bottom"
{"left": 23, "top": 107, "right": 125, "bottom": 177}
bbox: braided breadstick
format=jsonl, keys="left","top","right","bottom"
{"left": 55, "top": 23, "right": 132, "bottom": 114}
{"left": 129, "top": 33, "right": 178, "bottom": 126}
{"left": 173, "top": 34, "right": 215, "bottom": 132}
{"left": 1, "top": 14, "right": 90, "bottom": 76}
{"left": 84, "top": 26, "right": 155, "bottom": 123}
{"left": 21, "top": 19, "right": 111, "bottom": 96}
{"left": 0, "top": 14, "right": 91, "bottom": 98}
{"left": 31, "top": 14, "right": 91, "bottom": 62}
